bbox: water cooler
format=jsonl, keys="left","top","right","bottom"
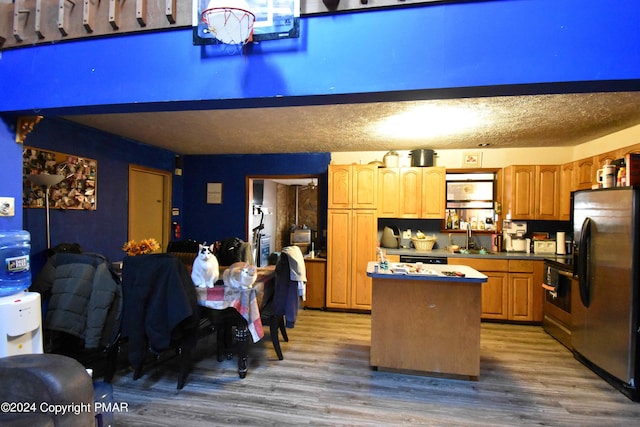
{"left": 0, "top": 230, "right": 43, "bottom": 357}
{"left": 0, "top": 292, "right": 43, "bottom": 356}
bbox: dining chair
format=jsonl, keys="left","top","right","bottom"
{"left": 118, "top": 253, "right": 200, "bottom": 389}
{"left": 259, "top": 249, "right": 303, "bottom": 360}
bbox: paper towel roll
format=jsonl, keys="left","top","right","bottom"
{"left": 556, "top": 232, "right": 566, "bottom": 254}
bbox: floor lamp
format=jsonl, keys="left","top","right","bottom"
{"left": 26, "top": 174, "right": 65, "bottom": 250}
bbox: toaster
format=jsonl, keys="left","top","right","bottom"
{"left": 533, "top": 239, "right": 556, "bottom": 254}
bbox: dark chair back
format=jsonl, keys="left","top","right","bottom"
{"left": 119, "top": 253, "right": 199, "bottom": 389}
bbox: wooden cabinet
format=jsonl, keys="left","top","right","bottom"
{"left": 421, "top": 167, "right": 446, "bottom": 218}
{"left": 378, "top": 167, "right": 446, "bottom": 219}
{"left": 328, "top": 164, "right": 377, "bottom": 209}
{"left": 535, "top": 165, "right": 560, "bottom": 220}
{"left": 574, "top": 157, "right": 595, "bottom": 190}
{"left": 502, "top": 165, "right": 536, "bottom": 219}
{"left": 303, "top": 258, "right": 326, "bottom": 309}
{"left": 503, "top": 165, "right": 560, "bottom": 220}
{"left": 448, "top": 258, "right": 543, "bottom": 322}
{"left": 377, "top": 167, "right": 400, "bottom": 217}
{"left": 326, "top": 209, "right": 376, "bottom": 310}
{"left": 399, "top": 168, "right": 421, "bottom": 218}
{"left": 558, "top": 162, "right": 574, "bottom": 221}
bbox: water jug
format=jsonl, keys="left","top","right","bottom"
{"left": 0, "top": 230, "right": 31, "bottom": 298}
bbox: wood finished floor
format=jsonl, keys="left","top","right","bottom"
{"left": 109, "top": 310, "right": 640, "bottom": 426}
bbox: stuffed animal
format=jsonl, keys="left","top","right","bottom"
{"left": 223, "top": 261, "right": 257, "bottom": 290}
{"left": 191, "top": 243, "right": 219, "bottom": 288}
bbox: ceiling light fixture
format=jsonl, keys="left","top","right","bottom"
{"left": 478, "top": 143, "right": 490, "bottom": 147}
{"left": 373, "top": 104, "right": 488, "bottom": 140}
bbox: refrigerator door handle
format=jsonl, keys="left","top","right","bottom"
{"left": 578, "top": 217, "right": 592, "bottom": 308}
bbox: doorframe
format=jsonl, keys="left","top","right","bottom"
{"left": 128, "top": 165, "right": 172, "bottom": 250}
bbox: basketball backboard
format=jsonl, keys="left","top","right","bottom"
{"left": 193, "top": 0, "right": 300, "bottom": 45}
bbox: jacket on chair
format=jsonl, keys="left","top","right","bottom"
{"left": 31, "top": 252, "right": 122, "bottom": 349}
{"left": 120, "top": 254, "right": 199, "bottom": 369}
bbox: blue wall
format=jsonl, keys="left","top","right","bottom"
{"left": 1, "top": 1, "right": 640, "bottom": 115}
{"left": 17, "top": 118, "right": 176, "bottom": 271}
{"left": 9, "top": 117, "right": 330, "bottom": 274}
{"left": 0, "top": 118, "right": 24, "bottom": 230}
{"left": 182, "top": 153, "right": 330, "bottom": 243}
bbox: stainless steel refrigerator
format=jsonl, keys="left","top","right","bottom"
{"left": 573, "top": 187, "right": 639, "bottom": 401}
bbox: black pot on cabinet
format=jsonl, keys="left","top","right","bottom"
{"left": 410, "top": 149, "right": 435, "bottom": 167}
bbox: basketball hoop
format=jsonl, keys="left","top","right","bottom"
{"left": 201, "top": 0, "right": 255, "bottom": 46}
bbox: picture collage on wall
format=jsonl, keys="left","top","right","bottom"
{"left": 23, "top": 147, "right": 97, "bottom": 211}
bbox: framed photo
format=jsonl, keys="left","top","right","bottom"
{"left": 463, "top": 152, "right": 483, "bottom": 167}
{"left": 207, "top": 182, "right": 223, "bottom": 204}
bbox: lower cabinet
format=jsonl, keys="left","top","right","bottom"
{"left": 303, "top": 258, "right": 326, "bottom": 309}
{"left": 448, "top": 258, "right": 544, "bottom": 322}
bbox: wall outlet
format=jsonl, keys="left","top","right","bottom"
{"left": 0, "top": 197, "right": 15, "bottom": 216}
{"left": 403, "top": 229, "right": 412, "bottom": 239}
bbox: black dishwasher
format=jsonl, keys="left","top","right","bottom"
{"left": 399, "top": 255, "right": 448, "bottom": 264}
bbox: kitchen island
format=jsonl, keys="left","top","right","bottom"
{"left": 367, "top": 262, "right": 487, "bottom": 380}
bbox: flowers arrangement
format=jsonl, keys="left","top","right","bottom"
{"left": 122, "top": 238, "right": 160, "bottom": 256}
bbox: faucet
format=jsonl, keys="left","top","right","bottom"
{"left": 466, "top": 222, "right": 474, "bottom": 249}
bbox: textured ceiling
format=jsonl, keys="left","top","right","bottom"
{"left": 63, "top": 92, "right": 640, "bottom": 155}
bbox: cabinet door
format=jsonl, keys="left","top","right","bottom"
{"left": 326, "top": 210, "right": 351, "bottom": 308}
{"left": 421, "top": 167, "right": 446, "bottom": 219}
{"left": 303, "top": 259, "right": 326, "bottom": 309}
{"left": 535, "top": 165, "right": 559, "bottom": 220}
{"left": 399, "top": 167, "right": 422, "bottom": 218}
{"left": 504, "top": 165, "right": 535, "bottom": 220}
{"left": 480, "top": 272, "right": 509, "bottom": 320}
{"left": 509, "top": 273, "right": 534, "bottom": 321}
{"left": 328, "top": 165, "right": 352, "bottom": 209}
{"left": 352, "top": 165, "right": 378, "bottom": 209}
{"left": 351, "top": 210, "right": 377, "bottom": 310}
{"left": 574, "top": 158, "right": 594, "bottom": 190}
{"left": 558, "top": 162, "right": 574, "bottom": 221}
{"left": 377, "top": 168, "right": 400, "bottom": 218}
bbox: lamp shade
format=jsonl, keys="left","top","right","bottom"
{"left": 26, "top": 174, "right": 65, "bottom": 187}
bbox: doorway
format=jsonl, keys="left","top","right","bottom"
{"left": 247, "top": 175, "right": 320, "bottom": 263}
{"left": 128, "top": 165, "right": 172, "bottom": 251}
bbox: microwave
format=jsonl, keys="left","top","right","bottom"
{"left": 446, "top": 180, "right": 494, "bottom": 209}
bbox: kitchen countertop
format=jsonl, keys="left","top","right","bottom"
{"left": 383, "top": 247, "right": 573, "bottom": 262}
{"left": 366, "top": 262, "right": 487, "bottom": 283}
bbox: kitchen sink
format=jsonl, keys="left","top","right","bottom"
{"left": 452, "top": 248, "right": 497, "bottom": 255}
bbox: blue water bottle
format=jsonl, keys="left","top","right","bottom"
{"left": 0, "top": 230, "right": 31, "bottom": 298}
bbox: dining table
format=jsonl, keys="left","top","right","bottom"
{"left": 195, "top": 265, "right": 275, "bottom": 378}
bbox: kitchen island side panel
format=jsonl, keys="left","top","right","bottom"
{"left": 370, "top": 277, "right": 482, "bottom": 378}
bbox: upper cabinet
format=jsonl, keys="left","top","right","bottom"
{"left": 558, "top": 162, "right": 574, "bottom": 221}
{"left": 503, "top": 165, "right": 535, "bottom": 219}
{"left": 574, "top": 157, "right": 595, "bottom": 190}
{"left": 421, "top": 167, "right": 446, "bottom": 219}
{"left": 328, "top": 164, "right": 377, "bottom": 209}
{"left": 535, "top": 165, "right": 560, "bottom": 220}
{"left": 378, "top": 167, "right": 446, "bottom": 219}
{"left": 503, "top": 165, "right": 559, "bottom": 220}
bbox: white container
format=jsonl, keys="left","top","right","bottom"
{"left": 596, "top": 164, "right": 617, "bottom": 188}
{"left": 556, "top": 232, "right": 566, "bottom": 254}
{"left": 383, "top": 151, "right": 399, "bottom": 168}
